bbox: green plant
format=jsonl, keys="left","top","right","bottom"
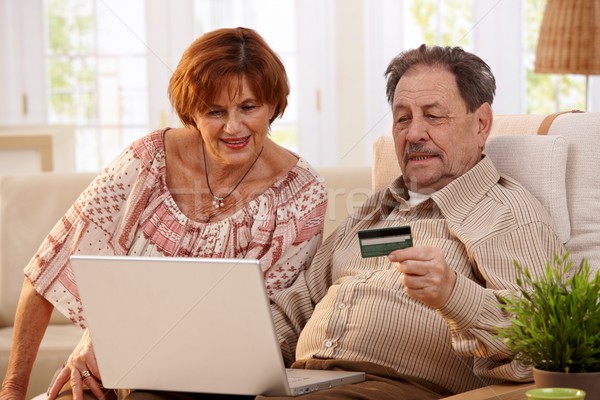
{"left": 498, "top": 252, "right": 600, "bottom": 373}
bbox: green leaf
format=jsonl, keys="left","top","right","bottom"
{"left": 497, "top": 251, "right": 600, "bottom": 372}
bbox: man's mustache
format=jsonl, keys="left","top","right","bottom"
{"left": 403, "top": 143, "right": 439, "bottom": 164}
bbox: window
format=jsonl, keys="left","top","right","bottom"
{"left": 45, "top": 0, "right": 148, "bottom": 171}
{"left": 31, "top": 0, "right": 592, "bottom": 173}
{"left": 43, "top": 0, "right": 302, "bottom": 171}
{"left": 398, "top": 0, "right": 586, "bottom": 114}
{"left": 405, "top": 0, "right": 473, "bottom": 48}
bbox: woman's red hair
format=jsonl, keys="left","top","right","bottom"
{"left": 168, "top": 27, "right": 289, "bottom": 127}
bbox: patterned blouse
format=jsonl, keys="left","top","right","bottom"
{"left": 25, "top": 129, "right": 328, "bottom": 328}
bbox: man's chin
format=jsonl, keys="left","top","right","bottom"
{"left": 402, "top": 175, "right": 441, "bottom": 194}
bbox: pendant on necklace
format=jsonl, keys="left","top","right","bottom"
{"left": 212, "top": 196, "right": 224, "bottom": 209}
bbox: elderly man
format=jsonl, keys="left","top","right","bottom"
{"left": 260, "top": 44, "right": 564, "bottom": 399}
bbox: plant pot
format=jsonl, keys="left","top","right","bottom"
{"left": 533, "top": 367, "right": 600, "bottom": 400}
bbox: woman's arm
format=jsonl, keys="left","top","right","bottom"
{"left": 0, "top": 278, "right": 54, "bottom": 400}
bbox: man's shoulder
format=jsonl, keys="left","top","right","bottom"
{"left": 440, "top": 157, "right": 554, "bottom": 227}
{"left": 488, "top": 174, "right": 552, "bottom": 221}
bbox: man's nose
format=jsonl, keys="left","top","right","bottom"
{"left": 405, "top": 118, "right": 428, "bottom": 142}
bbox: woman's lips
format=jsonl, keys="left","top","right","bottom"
{"left": 221, "top": 136, "right": 250, "bottom": 149}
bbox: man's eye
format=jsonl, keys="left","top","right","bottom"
{"left": 397, "top": 117, "right": 411, "bottom": 124}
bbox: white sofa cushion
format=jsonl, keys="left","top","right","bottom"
{"left": 546, "top": 112, "right": 600, "bottom": 271}
{"left": 371, "top": 134, "right": 570, "bottom": 243}
{"left": 484, "top": 135, "right": 569, "bottom": 243}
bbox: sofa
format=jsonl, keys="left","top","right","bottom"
{"left": 1, "top": 111, "right": 599, "bottom": 399}
{"left": 0, "top": 172, "right": 98, "bottom": 399}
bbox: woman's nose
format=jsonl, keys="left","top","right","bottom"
{"left": 224, "top": 113, "right": 242, "bottom": 134}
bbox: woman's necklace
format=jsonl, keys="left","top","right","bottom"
{"left": 202, "top": 142, "right": 264, "bottom": 209}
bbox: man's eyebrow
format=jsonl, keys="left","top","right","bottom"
{"left": 393, "top": 104, "right": 408, "bottom": 112}
{"left": 393, "top": 101, "right": 444, "bottom": 112}
{"left": 422, "top": 102, "right": 445, "bottom": 110}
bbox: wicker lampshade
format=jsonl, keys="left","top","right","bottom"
{"left": 535, "top": 0, "right": 600, "bottom": 75}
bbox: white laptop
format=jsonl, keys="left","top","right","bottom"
{"left": 70, "top": 255, "right": 365, "bottom": 396}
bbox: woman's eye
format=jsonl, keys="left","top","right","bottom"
{"left": 242, "top": 104, "right": 257, "bottom": 111}
{"left": 207, "top": 110, "right": 223, "bottom": 117}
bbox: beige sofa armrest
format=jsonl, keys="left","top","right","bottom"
{"left": 0, "top": 172, "right": 97, "bottom": 327}
{"left": 0, "top": 172, "right": 96, "bottom": 399}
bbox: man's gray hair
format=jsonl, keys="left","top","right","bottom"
{"left": 385, "top": 44, "right": 496, "bottom": 113}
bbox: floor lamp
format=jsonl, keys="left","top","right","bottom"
{"left": 534, "top": 0, "right": 600, "bottom": 111}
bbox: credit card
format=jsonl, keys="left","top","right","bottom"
{"left": 357, "top": 226, "right": 412, "bottom": 258}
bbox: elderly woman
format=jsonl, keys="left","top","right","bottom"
{"left": 0, "top": 27, "right": 327, "bottom": 400}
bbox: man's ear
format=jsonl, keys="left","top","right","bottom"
{"left": 476, "top": 102, "right": 493, "bottom": 145}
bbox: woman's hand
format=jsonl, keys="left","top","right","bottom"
{"left": 47, "top": 328, "right": 105, "bottom": 400}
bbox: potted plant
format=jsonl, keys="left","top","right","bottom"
{"left": 498, "top": 251, "right": 600, "bottom": 399}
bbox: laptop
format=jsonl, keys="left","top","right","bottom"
{"left": 70, "top": 255, "right": 365, "bottom": 396}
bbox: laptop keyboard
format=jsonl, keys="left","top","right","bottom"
{"left": 288, "top": 375, "right": 310, "bottom": 383}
